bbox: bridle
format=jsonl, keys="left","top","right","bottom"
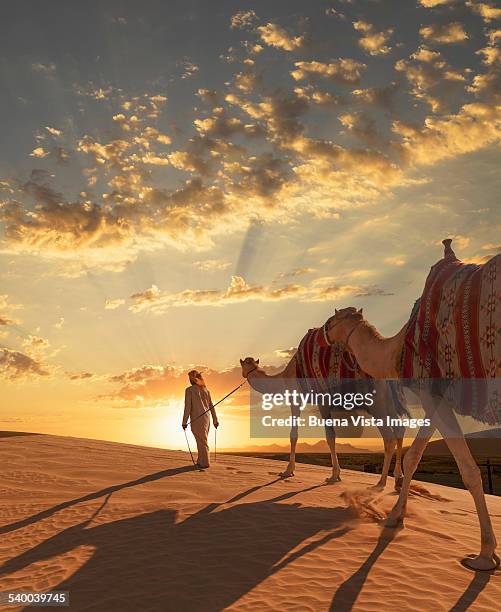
{"left": 242, "top": 364, "right": 259, "bottom": 378}
{"left": 325, "top": 317, "right": 364, "bottom": 351}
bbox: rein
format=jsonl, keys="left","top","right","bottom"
{"left": 325, "top": 317, "right": 363, "bottom": 349}
{"left": 324, "top": 318, "right": 363, "bottom": 374}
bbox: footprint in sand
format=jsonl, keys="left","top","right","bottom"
{"left": 235, "top": 470, "right": 252, "bottom": 475}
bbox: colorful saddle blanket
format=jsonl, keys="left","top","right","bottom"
{"left": 401, "top": 252, "right": 501, "bottom": 423}
{"left": 295, "top": 327, "right": 366, "bottom": 390}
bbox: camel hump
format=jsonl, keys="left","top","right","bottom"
{"left": 442, "top": 238, "right": 456, "bottom": 259}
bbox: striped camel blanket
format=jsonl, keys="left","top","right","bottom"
{"left": 401, "top": 249, "right": 501, "bottom": 424}
{"left": 295, "top": 327, "right": 366, "bottom": 389}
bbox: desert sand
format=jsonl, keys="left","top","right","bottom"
{"left": 0, "top": 432, "right": 500, "bottom": 611}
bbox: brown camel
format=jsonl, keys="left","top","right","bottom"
{"left": 240, "top": 329, "right": 406, "bottom": 488}
{"left": 324, "top": 239, "right": 500, "bottom": 571}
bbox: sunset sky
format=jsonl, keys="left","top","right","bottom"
{"left": 1, "top": 0, "right": 500, "bottom": 450}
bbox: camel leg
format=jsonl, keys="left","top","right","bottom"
{"left": 325, "top": 432, "right": 341, "bottom": 483}
{"left": 434, "top": 406, "right": 498, "bottom": 570}
{"left": 394, "top": 436, "right": 404, "bottom": 490}
{"left": 373, "top": 435, "right": 396, "bottom": 490}
{"left": 279, "top": 407, "right": 298, "bottom": 478}
{"left": 444, "top": 437, "right": 498, "bottom": 570}
{"left": 384, "top": 424, "right": 435, "bottom": 527}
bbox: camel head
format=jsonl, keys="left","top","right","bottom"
{"left": 325, "top": 307, "right": 364, "bottom": 344}
{"left": 240, "top": 357, "right": 260, "bottom": 378}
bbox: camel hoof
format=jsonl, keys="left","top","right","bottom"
{"left": 325, "top": 475, "right": 341, "bottom": 484}
{"left": 461, "top": 553, "right": 500, "bottom": 572}
{"left": 278, "top": 471, "right": 295, "bottom": 479}
{"left": 394, "top": 475, "right": 404, "bottom": 491}
{"left": 370, "top": 482, "right": 385, "bottom": 491}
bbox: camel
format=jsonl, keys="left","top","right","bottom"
{"left": 324, "top": 239, "right": 500, "bottom": 571}
{"left": 240, "top": 327, "right": 407, "bottom": 488}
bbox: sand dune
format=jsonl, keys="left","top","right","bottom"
{"left": 0, "top": 432, "right": 500, "bottom": 611}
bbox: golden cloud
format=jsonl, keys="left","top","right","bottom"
{"left": 466, "top": 2, "right": 501, "bottom": 22}
{"left": 193, "top": 259, "right": 232, "bottom": 272}
{"left": 291, "top": 59, "right": 366, "bottom": 83}
{"left": 353, "top": 20, "right": 394, "bottom": 55}
{"left": 100, "top": 361, "right": 245, "bottom": 407}
{"left": 0, "top": 348, "right": 51, "bottom": 381}
{"left": 419, "top": 0, "right": 455, "bottom": 6}
{"left": 420, "top": 22, "right": 469, "bottom": 44}
{"left": 231, "top": 10, "right": 258, "bottom": 30}
{"left": 257, "top": 23, "right": 305, "bottom": 51}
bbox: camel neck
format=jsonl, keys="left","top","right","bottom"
{"left": 347, "top": 321, "right": 406, "bottom": 379}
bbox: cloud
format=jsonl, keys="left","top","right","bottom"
{"left": 466, "top": 2, "right": 501, "bottom": 22}
{"left": 0, "top": 294, "right": 23, "bottom": 326}
{"left": 3, "top": 12, "right": 500, "bottom": 279}
{"left": 193, "top": 259, "right": 232, "bottom": 272}
{"left": 100, "top": 362, "right": 244, "bottom": 407}
{"left": 30, "top": 147, "right": 50, "bottom": 158}
{"left": 419, "top": 0, "right": 455, "bottom": 6}
{"left": 22, "top": 335, "right": 50, "bottom": 350}
{"left": 294, "top": 85, "right": 345, "bottom": 107}
{"left": 129, "top": 276, "right": 307, "bottom": 314}
{"left": 291, "top": 59, "right": 366, "bottom": 84}
{"left": 306, "top": 283, "right": 393, "bottom": 301}
{"left": 68, "top": 371, "right": 95, "bottom": 381}
{"left": 326, "top": 8, "right": 346, "bottom": 19}
{"left": 395, "top": 46, "right": 467, "bottom": 111}
{"left": 0, "top": 348, "right": 50, "bottom": 380}
{"left": 384, "top": 256, "right": 406, "bottom": 266}
{"left": 231, "top": 10, "right": 258, "bottom": 29}
{"left": 45, "top": 126, "right": 63, "bottom": 137}
{"left": 0, "top": 174, "right": 135, "bottom": 252}
{"left": 420, "top": 22, "right": 469, "bottom": 44}
{"left": 275, "top": 347, "right": 297, "bottom": 360}
{"left": 179, "top": 59, "right": 199, "bottom": 79}
{"left": 276, "top": 267, "right": 316, "bottom": 279}
{"left": 127, "top": 272, "right": 395, "bottom": 314}
{"left": 353, "top": 20, "right": 394, "bottom": 55}
{"left": 393, "top": 102, "right": 501, "bottom": 167}
{"left": 104, "top": 298, "right": 126, "bottom": 310}
{"left": 352, "top": 83, "right": 400, "bottom": 113}
{"left": 339, "top": 111, "right": 385, "bottom": 148}
{"left": 257, "top": 23, "right": 306, "bottom": 51}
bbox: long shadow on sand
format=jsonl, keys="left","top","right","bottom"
{"left": 0, "top": 465, "right": 194, "bottom": 536}
{"left": 0, "top": 487, "right": 353, "bottom": 612}
{"left": 329, "top": 527, "right": 397, "bottom": 611}
{"left": 328, "top": 522, "right": 494, "bottom": 611}
{"left": 449, "top": 571, "right": 492, "bottom": 612}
